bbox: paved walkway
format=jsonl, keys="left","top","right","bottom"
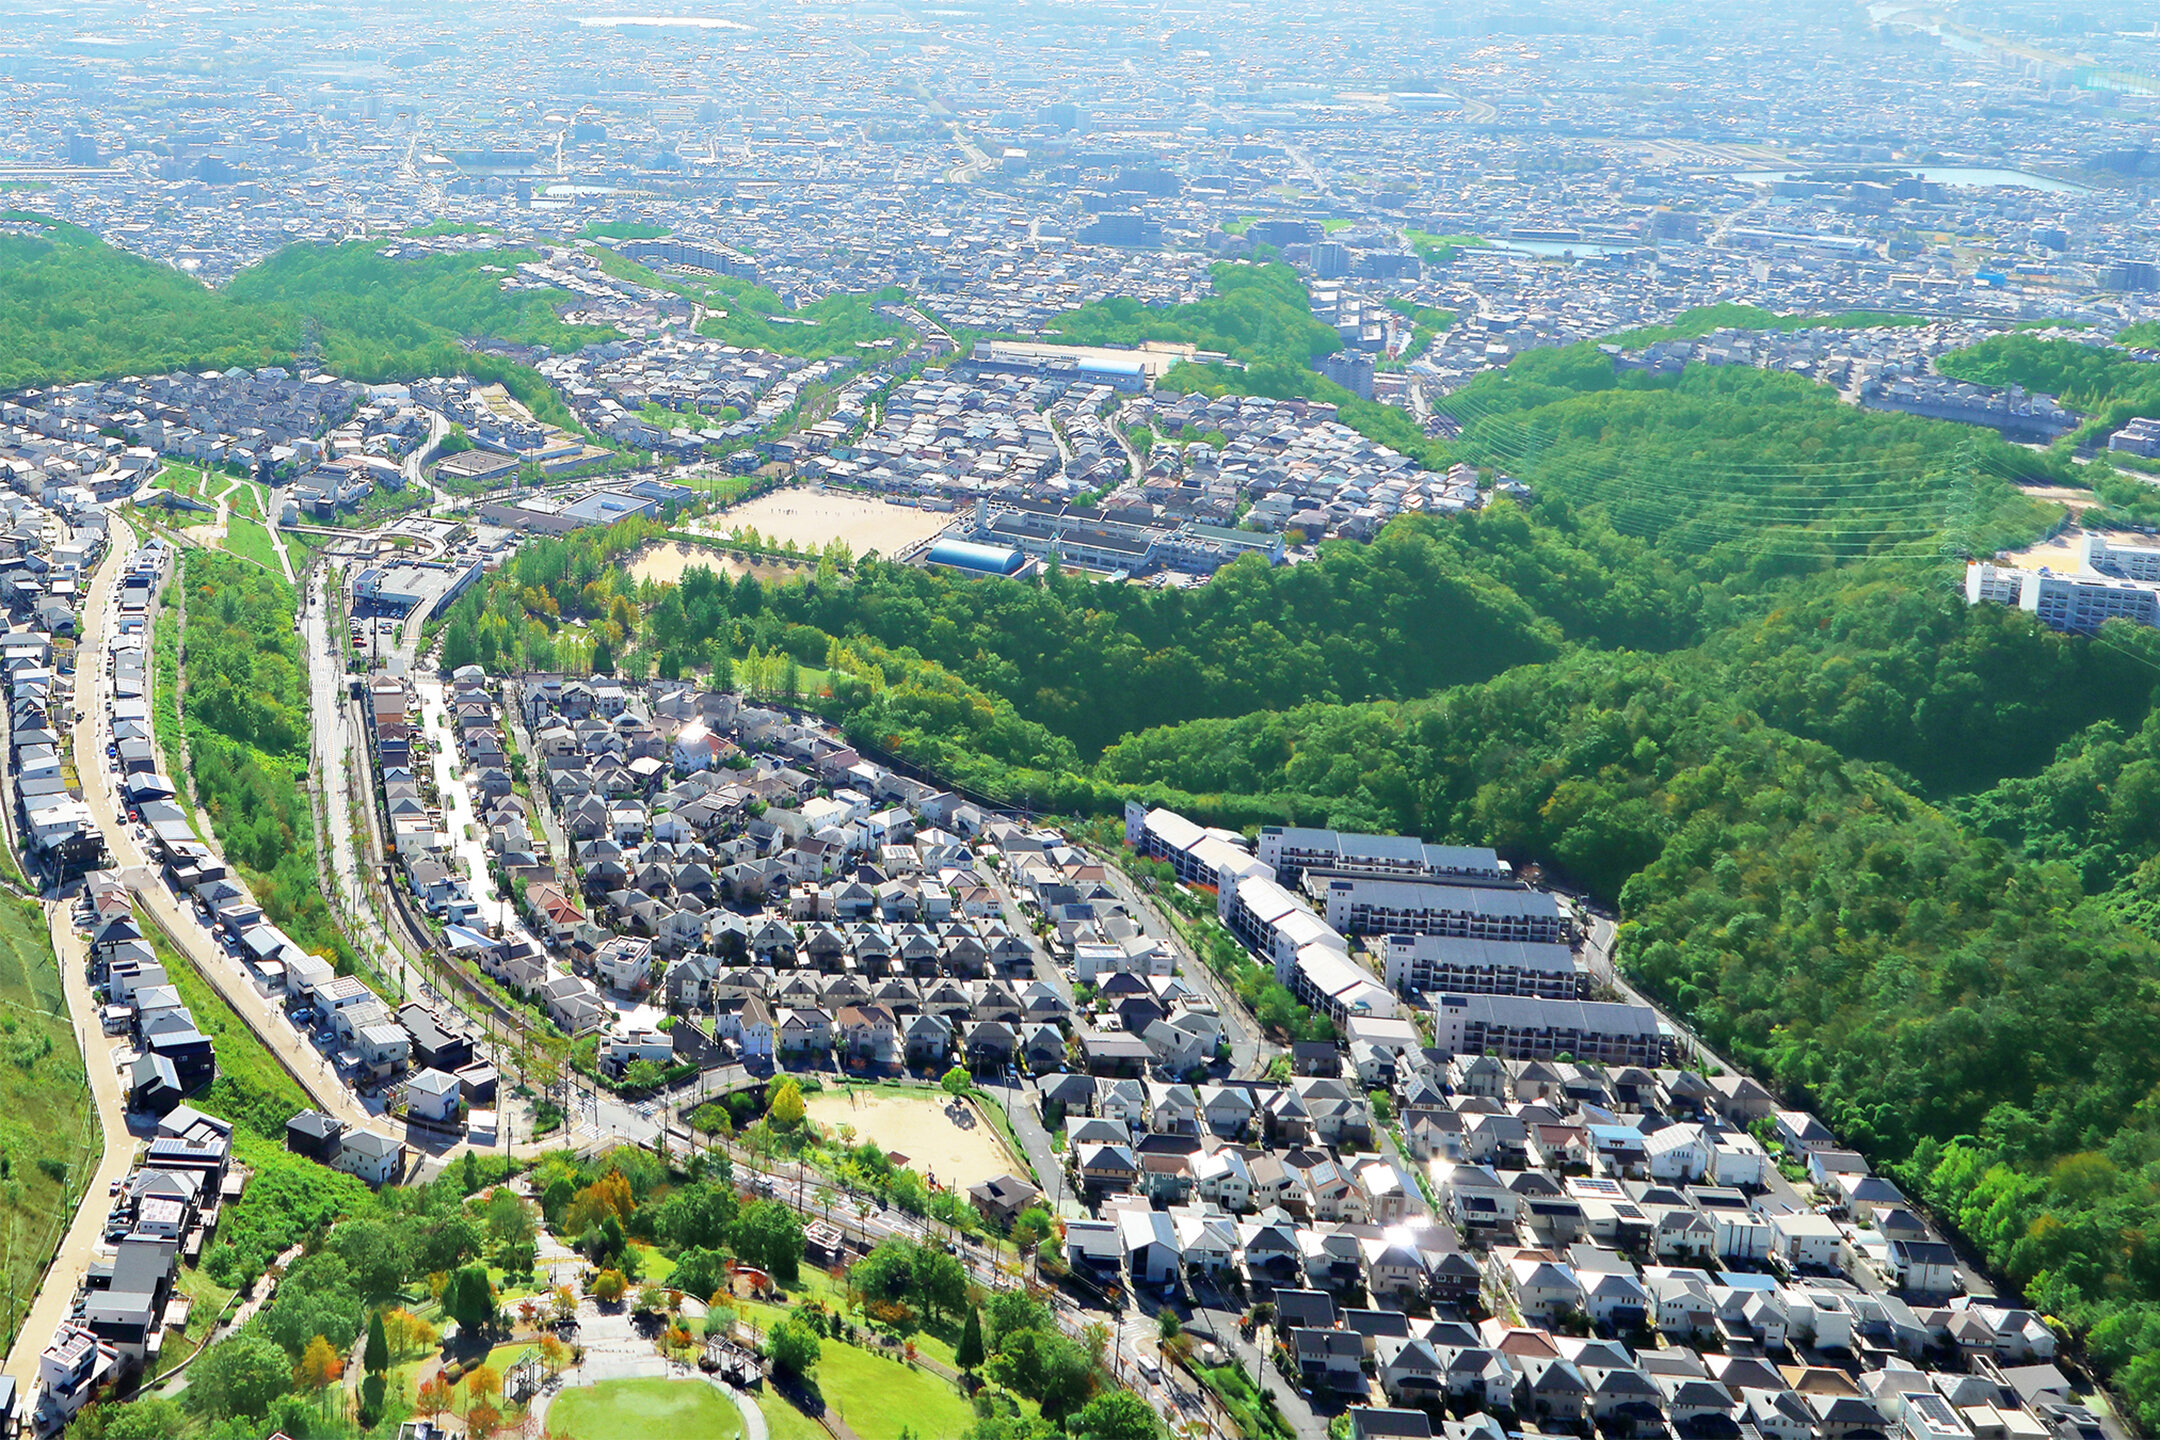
{"left": 0, "top": 902, "right": 146, "bottom": 1395}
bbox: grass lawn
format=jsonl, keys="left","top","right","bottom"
{"left": 221, "top": 514, "right": 283, "bottom": 572}
{"left": 172, "top": 1264, "right": 237, "bottom": 1347}
{"left": 811, "top": 1341, "right": 974, "bottom": 1440}
{"left": 632, "top": 1240, "right": 675, "bottom": 1285}
{"left": 759, "top": 1391, "right": 830, "bottom": 1440}
{"left": 549, "top": 1377, "right": 743, "bottom": 1440}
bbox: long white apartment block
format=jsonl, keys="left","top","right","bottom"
{"left": 1255, "top": 824, "right": 1510, "bottom": 887}
{"left": 1317, "top": 874, "right": 1571, "bottom": 943}
{"left": 1380, "top": 933, "right": 1587, "bottom": 999}
{"left": 1964, "top": 557, "right": 2160, "bottom": 633}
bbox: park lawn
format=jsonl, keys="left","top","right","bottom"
{"left": 812, "top": 1341, "right": 975, "bottom": 1440}
{"left": 759, "top": 1391, "right": 830, "bottom": 1440}
{"left": 632, "top": 1240, "right": 675, "bottom": 1284}
{"left": 221, "top": 514, "right": 283, "bottom": 572}
{"left": 548, "top": 1377, "right": 742, "bottom": 1440}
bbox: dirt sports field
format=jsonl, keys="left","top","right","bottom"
{"left": 804, "top": 1089, "right": 1023, "bottom": 1191}
{"left": 624, "top": 541, "right": 801, "bottom": 588}
{"left": 707, "top": 487, "right": 951, "bottom": 556}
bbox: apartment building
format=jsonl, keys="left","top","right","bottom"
{"left": 1257, "top": 825, "right": 1510, "bottom": 888}
{"left": 1318, "top": 876, "right": 1570, "bottom": 943}
{"left": 1430, "top": 993, "right": 1674, "bottom": 1067}
{"left": 1124, "top": 801, "right": 1270, "bottom": 890}
{"left": 1379, "top": 934, "right": 1586, "bottom": 1000}
{"left": 1963, "top": 560, "right": 2160, "bottom": 634}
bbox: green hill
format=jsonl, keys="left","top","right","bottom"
{"left": 0, "top": 213, "right": 616, "bottom": 396}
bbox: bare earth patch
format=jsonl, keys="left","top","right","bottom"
{"left": 805, "top": 1089, "right": 1022, "bottom": 1191}
{"left": 625, "top": 541, "right": 803, "bottom": 588}
{"left": 696, "top": 486, "right": 952, "bottom": 557}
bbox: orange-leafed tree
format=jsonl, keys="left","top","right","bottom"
{"left": 297, "top": 1334, "right": 344, "bottom": 1392}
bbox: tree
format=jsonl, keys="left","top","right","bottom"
{"left": 416, "top": 1377, "right": 452, "bottom": 1423}
{"left": 365, "top": 1310, "right": 390, "bottom": 1376}
{"left": 766, "top": 1317, "right": 822, "bottom": 1378}
{"left": 988, "top": 1327, "right": 1096, "bottom": 1420}
{"left": 1070, "top": 1391, "right": 1162, "bottom": 1440}
{"left": 384, "top": 1307, "right": 440, "bottom": 1360}
{"left": 447, "top": 1264, "right": 499, "bottom": 1339}
{"left": 551, "top": 1285, "right": 579, "bottom": 1324}
{"left": 984, "top": 1290, "right": 1053, "bottom": 1351}
{"left": 186, "top": 1333, "right": 293, "bottom": 1420}
{"left": 297, "top": 1334, "right": 344, "bottom": 1393}
{"left": 654, "top": 1180, "right": 737, "bottom": 1250}
{"left": 941, "top": 1065, "right": 972, "bottom": 1097}
{"left": 329, "top": 1218, "right": 411, "bottom": 1303}
{"left": 465, "top": 1362, "right": 503, "bottom": 1412}
{"left": 469, "top": 1399, "right": 504, "bottom": 1440}
{"left": 541, "top": 1174, "right": 576, "bottom": 1228}
{"left": 732, "top": 1198, "right": 805, "bottom": 1282}
{"left": 956, "top": 1305, "right": 986, "bottom": 1372}
{"left": 539, "top": 1334, "right": 572, "bottom": 1377}
{"left": 567, "top": 1170, "right": 635, "bottom": 1234}
{"left": 1157, "top": 1309, "right": 1181, "bottom": 1342}
{"left": 768, "top": 1076, "right": 807, "bottom": 1127}
{"left": 97, "top": 1397, "right": 189, "bottom": 1439}
{"left": 1011, "top": 1208, "right": 1058, "bottom": 1251}
{"left": 591, "top": 1268, "right": 629, "bottom": 1304}
{"left": 888, "top": 1167, "right": 931, "bottom": 1215}
{"left": 360, "top": 1372, "right": 388, "bottom": 1429}
{"left": 486, "top": 1188, "right": 537, "bottom": 1249}
{"left": 916, "top": 1249, "right": 967, "bottom": 1324}
{"left": 669, "top": 1246, "right": 730, "bottom": 1304}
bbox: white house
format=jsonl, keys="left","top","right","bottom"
{"left": 405, "top": 1068, "right": 462, "bottom": 1125}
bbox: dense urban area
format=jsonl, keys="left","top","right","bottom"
{"left": 4, "top": 3, "right": 2160, "bottom": 1440}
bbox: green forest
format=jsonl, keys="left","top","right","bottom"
{"left": 0, "top": 215, "right": 604, "bottom": 430}
{"left": 170, "top": 551, "right": 351, "bottom": 968}
{"left": 435, "top": 334, "right": 2160, "bottom": 1426}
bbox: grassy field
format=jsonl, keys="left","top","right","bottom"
{"left": 549, "top": 1378, "right": 743, "bottom": 1440}
{"left": 137, "top": 905, "right": 311, "bottom": 1141}
{"left": 758, "top": 1391, "right": 830, "bottom": 1440}
{"left": 0, "top": 898, "right": 98, "bottom": 1350}
{"left": 810, "top": 1341, "right": 975, "bottom": 1440}
{"left": 220, "top": 515, "right": 283, "bottom": 573}
{"left": 154, "top": 462, "right": 214, "bottom": 500}
{"left": 172, "top": 1262, "right": 238, "bottom": 1348}
{"left": 631, "top": 1240, "right": 675, "bottom": 1284}
{"left": 149, "top": 591, "right": 194, "bottom": 814}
